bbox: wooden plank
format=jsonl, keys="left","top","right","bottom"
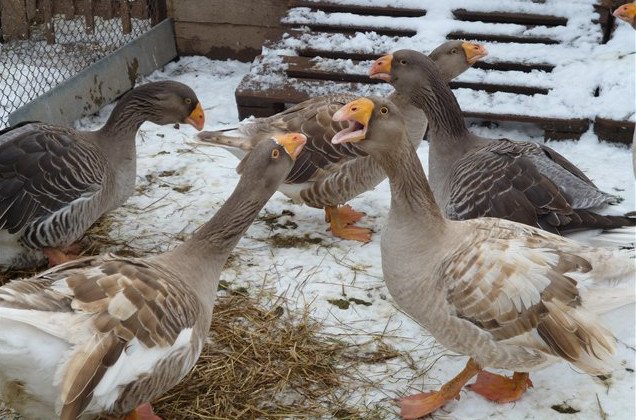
{"left": 120, "top": 0, "right": 132, "bottom": 34}
{"left": 282, "top": 21, "right": 416, "bottom": 37}
{"left": 464, "top": 111, "right": 589, "bottom": 133}
{"left": 84, "top": 0, "right": 94, "bottom": 34}
{"left": 281, "top": 56, "right": 550, "bottom": 96}
{"left": 295, "top": 47, "right": 555, "bottom": 73}
{"left": 130, "top": 0, "right": 149, "bottom": 19}
{"left": 290, "top": 1, "right": 426, "bottom": 17}
{"left": 94, "top": 0, "right": 114, "bottom": 19}
{"left": 149, "top": 0, "right": 167, "bottom": 26}
{"left": 237, "top": 79, "right": 588, "bottom": 136}
{"left": 174, "top": 21, "right": 284, "bottom": 61}
{"left": 9, "top": 19, "right": 178, "bottom": 126}
{"left": 447, "top": 31, "right": 559, "bottom": 44}
{"left": 594, "top": 117, "right": 635, "bottom": 145}
{"left": 57, "top": 0, "right": 75, "bottom": 18}
{"left": 452, "top": 9, "right": 567, "bottom": 27}
{"left": 24, "top": 0, "right": 36, "bottom": 21}
{"left": 472, "top": 61, "right": 554, "bottom": 73}
{"left": 169, "top": 0, "right": 287, "bottom": 27}
{"left": 1, "top": 0, "right": 30, "bottom": 40}
{"left": 42, "top": 0, "right": 54, "bottom": 44}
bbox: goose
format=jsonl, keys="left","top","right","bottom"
{"left": 368, "top": 50, "right": 636, "bottom": 233}
{"left": 0, "top": 81, "right": 206, "bottom": 271}
{"left": 613, "top": 2, "right": 636, "bottom": 28}
{"left": 0, "top": 132, "right": 306, "bottom": 419}
{"left": 193, "top": 40, "right": 487, "bottom": 242}
{"left": 612, "top": 2, "right": 636, "bottom": 177}
{"left": 331, "top": 95, "right": 635, "bottom": 418}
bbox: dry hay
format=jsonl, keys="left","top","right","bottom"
{"left": 153, "top": 290, "right": 363, "bottom": 419}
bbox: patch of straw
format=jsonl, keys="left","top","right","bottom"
{"left": 153, "top": 290, "right": 363, "bottom": 419}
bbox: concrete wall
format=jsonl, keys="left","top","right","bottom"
{"left": 167, "top": 0, "right": 288, "bottom": 61}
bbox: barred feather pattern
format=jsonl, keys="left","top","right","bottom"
{"left": 1, "top": 81, "right": 200, "bottom": 269}
{"left": 395, "top": 51, "right": 631, "bottom": 232}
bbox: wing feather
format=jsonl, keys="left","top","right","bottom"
{"left": 443, "top": 220, "right": 615, "bottom": 373}
{"left": 0, "top": 123, "right": 106, "bottom": 237}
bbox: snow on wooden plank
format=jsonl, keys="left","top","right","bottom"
{"left": 452, "top": 9, "right": 568, "bottom": 27}
{"left": 235, "top": 0, "right": 633, "bottom": 142}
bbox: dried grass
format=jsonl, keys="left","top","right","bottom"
{"left": 153, "top": 290, "right": 363, "bottom": 419}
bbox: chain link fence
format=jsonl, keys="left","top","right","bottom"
{"left": 0, "top": 1, "right": 166, "bottom": 128}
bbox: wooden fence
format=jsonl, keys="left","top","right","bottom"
{"left": 0, "top": 0, "right": 167, "bottom": 42}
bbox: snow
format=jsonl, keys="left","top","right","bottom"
{"left": 69, "top": 51, "right": 635, "bottom": 419}
{"left": 271, "top": 0, "right": 636, "bottom": 122}
{"left": 2, "top": 0, "right": 634, "bottom": 417}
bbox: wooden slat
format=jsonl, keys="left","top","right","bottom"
{"left": 453, "top": 9, "right": 567, "bottom": 27}
{"left": 282, "top": 56, "right": 550, "bottom": 96}
{"left": 282, "top": 22, "right": 416, "bottom": 37}
{"left": 464, "top": 112, "right": 589, "bottom": 132}
{"left": 236, "top": 79, "right": 586, "bottom": 135}
{"left": 594, "top": 117, "right": 635, "bottom": 145}
{"left": 130, "top": 0, "right": 150, "bottom": 19}
{"left": 120, "top": 0, "right": 132, "bottom": 34}
{"left": 447, "top": 31, "right": 559, "bottom": 45}
{"left": 290, "top": 1, "right": 426, "bottom": 17}
{"left": 94, "top": 0, "right": 114, "bottom": 19}
{"left": 0, "top": 0, "right": 30, "bottom": 40}
{"left": 84, "top": 0, "right": 94, "bottom": 34}
{"left": 149, "top": 0, "right": 168, "bottom": 26}
{"left": 42, "top": 0, "right": 55, "bottom": 44}
{"left": 296, "top": 47, "right": 555, "bottom": 73}
{"left": 472, "top": 61, "right": 554, "bottom": 73}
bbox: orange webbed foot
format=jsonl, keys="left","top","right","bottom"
{"left": 324, "top": 205, "right": 372, "bottom": 242}
{"left": 124, "top": 403, "right": 162, "bottom": 420}
{"left": 467, "top": 371, "right": 533, "bottom": 403}
{"left": 42, "top": 247, "right": 79, "bottom": 267}
{"left": 400, "top": 390, "right": 461, "bottom": 419}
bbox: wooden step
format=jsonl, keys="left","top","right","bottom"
{"left": 452, "top": 9, "right": 567, "bottom": 27}
{"left": 281, "top": 56, "right": 550, "bottom": 96}
{"left": 282, "top": 22, "right": 417, "bottom": 37}
{"left": 447, "top": 31, "right": 560, "bottom": 45}
{"left": 594, "top": 117, "right": 635, "bottom": 145}
{"left": 235, "top": 76, "right": 588, "bottom": 139}
{"left": 290, "top": 1, "right": 426, "bottom": 17}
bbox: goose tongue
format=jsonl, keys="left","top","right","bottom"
{"left": 331, "top": 98, "right": 375, "bottom": 144}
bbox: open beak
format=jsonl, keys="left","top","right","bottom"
{"left": 462, "top": 42, "right": 488, "bottom": 64}
{"left": 369, "top": 54, "right": 393, "bottom": 82}
{"left": 613, "top": 4, "right": 636, "bottom": 25}
{"left": 184, "top": 102, "right": 205, "bottom": 130}
{"left": 331, "top": 98, "right": 374, "bottom": 144}
{"left": 272, "top": 132, "right": 307, "bottom": 160}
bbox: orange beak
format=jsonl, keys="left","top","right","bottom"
{"left": 331, "top": 98, "right": 375, "bottom": 144}
{"left": 369, "top": 54, "right": 393, "bottom": 82}
{"left": 613, "top": 3, "right": 636, "bottom": 26}
{"left": 184, "top": 102, "right": 205, "bottom": 130}
{"left": 272, "top": 132, "right": 307, "bottom": 160}
{"left": 461, "top": 42, "right": 488, "bottom": 64}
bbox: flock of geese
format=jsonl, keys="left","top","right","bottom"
{"left": 0, "top": 10, "right": 634, "bottom": 420}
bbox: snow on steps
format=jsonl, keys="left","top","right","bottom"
{"left": 235, "top": 0, "right": 635, "bottom": 143}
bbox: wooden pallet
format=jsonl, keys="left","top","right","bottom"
{"left": 235, "top": 0, "right": 634, "bottom": 143}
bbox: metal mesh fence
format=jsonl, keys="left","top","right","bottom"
{"left": 0, "top": 1, "right": 164, "bottom": 128}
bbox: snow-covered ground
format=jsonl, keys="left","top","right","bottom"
{"left": 69, "top": 52, "right": 635, "bottom": 419}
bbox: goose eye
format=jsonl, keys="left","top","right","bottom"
{"left": 451, "top": 48, "right": 458, "bottom": 54}
{"left": 400, "top": 59, "right": 407, "bottom": 65}
{"left": 380, "top": 106, "right": 389, "bottom": 114}
{"left": 185, "top": 98, "right": 192, "bottom": 105}
{"left": 271, "top": 149, "right": 280, "bottom": 159}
